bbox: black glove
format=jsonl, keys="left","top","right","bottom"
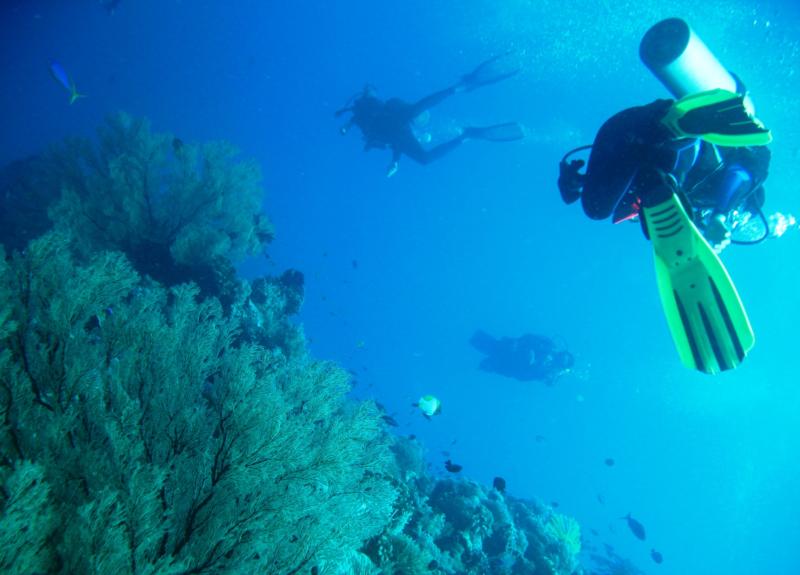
{"left": 558, "top": 159, "right": 585, "bottom": 205}
{"left": 704, "top": 213, "right": 731, "bottom": 253}
{"left": 636, "top": 167, "right": 677, "bottom": 208}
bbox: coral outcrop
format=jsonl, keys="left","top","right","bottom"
{"left": 0, "top": 114, "right": 586, "bottom": 575}
{"left": 1, "top": 112, "right": 273, "bottom": 305}
{"left": 363, "top": 437, "right": 583, "bottom": 575}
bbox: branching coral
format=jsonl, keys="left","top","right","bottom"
{"left": 0, "top": 461, "right": 57, "bottom": 574}
{"left": 235, "top": 269, "right": 306, "bottom": 358}
{"left": 41, "top": 112, "right": 273, "bottom": 299}
{"left": 0, "top": 232, "right": 397, "bottom": 574}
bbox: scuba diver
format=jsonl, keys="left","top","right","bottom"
{"left": 470, "top": 330, "right": 574, "bottom": 385}
{"left": 557, "top": 18, "right": 787, "bottom": 375}
{"left": 336, "top": 53, "right": 525, "bottom": 177}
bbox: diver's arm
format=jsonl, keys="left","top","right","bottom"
{"left": 558, "top": 158, "right": 585, "bottom": 204}
{"left": 703, "top": 214, "right": 731, "bottom": 253}
{"left": 703, "top": 162, "right": 759, "bottom": 252}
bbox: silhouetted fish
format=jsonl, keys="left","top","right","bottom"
{"left": 604, "top": 457, "right": 615, "bottom": 467}
{"left": 444, "top": 460, "right": 462, "bottom": 473}
{"left": 623, "top": 513, "right": 646, "bottom": 540}
{"left": 651, "top": 549, "right": 663, "bottom": 564}
{"left": 381, "top": 414, "right": 399, "bottom": 427}
{"left": 493, "top": 476, "right": 506, "bottom": 493}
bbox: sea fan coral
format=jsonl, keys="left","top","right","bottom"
{"left": 41, "top": 112, "right": 273, "bottom": 297}
{"left": 0, "top": 232, "right": 397, "bottom": 574}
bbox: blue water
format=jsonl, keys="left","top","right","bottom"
{"left": 3, "top": 1, "right": 800, "bottom": 573}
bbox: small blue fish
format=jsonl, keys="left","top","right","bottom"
{"left": 622, "top": 513, "right": 646, "bottom": 541}
{"left": 49, "top": 60, "right": 85, "bottom": 104}
{"left": 651, "top": 548, "right": 663, "bottom": 564}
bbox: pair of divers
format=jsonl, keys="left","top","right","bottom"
{"left": 336, "top": 53, "right": 525, "bottom": 177}
{"left": 559, "top": 18, "right": 781, "bottom": 374}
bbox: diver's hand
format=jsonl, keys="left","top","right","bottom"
{"left": 386, "top": 161, "right": 399, "bottom": 178}
{"left": 705, "top": 214, "right": 731, "bottom": 253}
{"left": 558, "top": 159, "right": 585, "bottom": 204}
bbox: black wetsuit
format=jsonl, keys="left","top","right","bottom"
{"left": 470, "top": 330, "right": 573, "bottom": 385}
{"left": 342, "top": 85, "right": 469, "bottom": 169}
{"left": 573, "top": 99, "right": 770, "bottom": 237}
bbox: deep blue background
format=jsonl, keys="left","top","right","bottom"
{"left": 3, "top": 1, "right": 800, "bottom": 574}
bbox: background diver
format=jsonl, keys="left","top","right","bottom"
{"left": 470, "top": 330, "right": 574, "bottom": 386}
{"left": 336, "top": 52, "right": 525, "bottom": 177}
{"left": 557, "top": 18, "right": 789, "bottom": 374}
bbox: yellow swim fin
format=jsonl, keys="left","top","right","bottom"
{"left": 661, "top": 89, "right": 772, "bottom": 147}
{"left": 643, "top": 190, "right": 755, "bottom": 374}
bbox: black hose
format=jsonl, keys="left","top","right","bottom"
{"left": 560, "top": 144, "right": 593, "bottom": 164}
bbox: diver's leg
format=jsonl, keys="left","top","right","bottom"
{"left": 386, "top": 149, "right": 401, "bottom": 178}
{"left": 408, "top": 85, "right": 460, "bottom": 117}
{"left": 402, "top": 134, "right": 466, "bottom": 165}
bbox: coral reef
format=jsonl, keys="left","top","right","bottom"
{"left": 234, "top": 269, "right": 307, "bottom": 359}
{"left": 1, "top": 112, "right": 273, "bottom": 304}
{"left": 363, "top": 437, "right": 584, "bottom": 575}
{"left": 0, "top": 114, "right": 587, "bottom": 575}
{"left": 0, "top": 232, "right": 396, "bottom": 574}
{"left": 0, "top": 112, "right": 307, "bottom": 347}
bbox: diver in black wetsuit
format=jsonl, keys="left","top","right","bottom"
{"left": 557, "top": 98, "right": 773, "bottom": 252}
{"left": 336, "top": 53, "right": 525, "bottom": 177}
{"left": 557, "top": 18, "right": 792, "bottom": 252}
{"left": 470, "top": 330, "right": 574, "bottom": 386}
